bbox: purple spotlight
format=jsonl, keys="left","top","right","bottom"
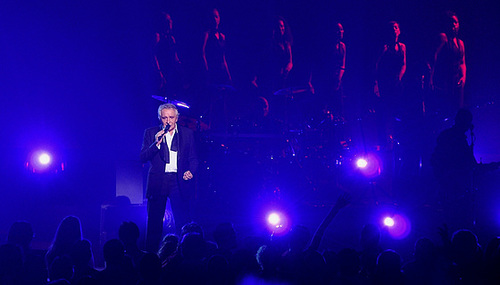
{"left": 384, "top": 214, "right": 411, "bottom": 240}
{"left": 383, "top": 217, "right": 395, "bottom": 227}
{"left": 356, "top": 153, "right": 382, "bottom": 178}
{"left": 26, "top": 149, "right": 64, "bottom": 173}
{"left": 38, "top": 152, "right": 51, "bottom": 165}
{"left": 266, "top": 211, "right": 290, "bottom": 235}
{"left": 356, "top": 158, "right": 368, "bottom": 168}
{"left": 268, "top": 213, "right": 281, "bottom": 226}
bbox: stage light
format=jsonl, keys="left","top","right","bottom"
{"left": 382, "top": 214, "right": 411, "bottom": 240}
{"left": 355, "top": 153, "right": 382, "bottom": 178}
{"left": 356, "top": 158, "right": 368, "bottom": 168}
{"left": 265, "top": 211, "right": 290, "bottom": 236}
{"left": 38, "top": 153, "right": 51, "bottom": 165}
{"left": 383, "top": 217, "right": 395, "bottom": 227}
{"left": 26, "top": 149, "right": 64, "bottom": 174}
{"left": 268, "top": 213, "right": 281, "bottom": 226}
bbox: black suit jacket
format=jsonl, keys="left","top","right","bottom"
{"left": 140, "top": 125, "right": 198, "bottom": 197}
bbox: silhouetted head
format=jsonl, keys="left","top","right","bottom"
{"left": 118, "top": 221, "right": 140, "bottom": 246}
{"left": 8, "top": 220, "right": 34, "bottom": 249}
{"left": 52, "top": 216, "right": 82, "bottom": 250}
{"left": 103, "top": 239, "right": 125, "bottom": 265}
{"left": 181, "top": 221, "right": 204, "bottom": 239}
{"left": 451, "top": 229, "right": 479, "bottom": 264}
{"left": 444, "top": 11, "right": 459, "bottom": 37}
{"left": 70, "top": 239, "right": 93, "bottom": 268}
{"left": 273, "top": 16, "right": 293, "bottom": 45}
{"left": 255, "top": 96, "right": 270, "bottom": 118}
{"left": 112, "top": 196, "right": 131, "bottom": 207}
{"left": 180, "top": 232, "right": 206, "bottom": 261}
{"left": 454, "top": 108, "right": 473, "bottom": 133}
{"left": 376, "top": 249, "right": 401, "bottom": 274}
{"left": 337, "top": 248, "right": 360, "bottom": 276}
{"left": 335, "top": 23, "right": 344, "bottom": 42}
{"left": 158, "top": 234, "right": 179, "bottom": 261}
{"left": 386, "top": 21, "right": 400, "bottom": 42}
{"left": 161, "top": 12, "right": 173, "bottom": 34}
{"left": 277, "top": 19, "right": 285, "bottom": 36}
{"left": 413, "top": 237, "right": 436, "bottom": 262}
{"left": 213, "top": 222, "right": 237, "bottom": 250}
{"left": 212, "top": 8, "right": 221, "bottom": 29}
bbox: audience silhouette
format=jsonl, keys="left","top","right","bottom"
{"left": 45, "top": 216, "right": 83, "bottom": 273}
{"left": 3, "top": 206, "right": 500, "bottom": 285}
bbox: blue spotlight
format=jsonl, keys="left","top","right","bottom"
{"left": 382, "top": 214, "right": 411, "bottom": 240}
{"left": 356, "top": 158, "right": 368, "bottom": 168}
{"left": 38, "top": 152, "right": 51, "bottom": 165}
{"left": 268, "top": 213, "right": 281, "bottom": 226}
{"left": 26, "top": 149, "right": 64, "bottom": 173}
{"left": 355, "top": 153, "right": 382, "bottom": 178}
{"left": 383, "top": 217, "right": 395, "bottom": 227}
{"left": 266, "top": 211, "right": 289, "bottom": 236}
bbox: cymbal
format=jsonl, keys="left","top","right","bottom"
{"left": 151, "top": 95, "right": 190, "bottom": 109}
{"left": 273, "top": 86, "right": 309, "bottom": 97}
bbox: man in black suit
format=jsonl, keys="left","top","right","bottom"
{"left": 140, "top": 103, "right": 198, "bottom": 252}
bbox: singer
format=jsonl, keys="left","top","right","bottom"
{"left": 140, "top": 103, "right": 198, "bottom": 252}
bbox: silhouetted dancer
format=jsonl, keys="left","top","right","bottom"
{"left": 374, "top": 21, "right": 407, "bottom": 148}
{"left": 311, "top": 22, "right": 346, "bottom": 119}
{"left": 202, "top": 8, "right": 232, "bottom": 86}
{"left": 430, "top": 11, "right": 467, "bottom": 119}
{"left": 202, "top": 8, "right": 233, "bottom": 132}
{"left": 154, "top": 12, "right": 183, "bottom": 97}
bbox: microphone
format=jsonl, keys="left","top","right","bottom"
{"left": 158, "top": 124, "right": 170, "bottom": 142}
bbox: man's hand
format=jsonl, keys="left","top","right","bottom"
{"left": 155, "top": 130, "right": 165, "bottom": 147}
{"left": 183, "top": 170, "right": 193, "bottom": 180}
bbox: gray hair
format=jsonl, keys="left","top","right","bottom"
{"left": 157, "top": 103, "right": 179, "bottom": 119}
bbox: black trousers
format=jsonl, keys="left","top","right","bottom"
{"left": 145, "top": 172, "right": 190, "bottom": 253}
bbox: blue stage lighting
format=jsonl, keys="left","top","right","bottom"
{"left": 382, "top": 214, "right": 411, "bottom": 240}
{"left": 265, "top": 211, "right": 290, "bottom": 236}
{"left": 26, "top": 149, "right": 64, "bottom": 174}
{"left": 268, "top": 213, "right": 281, "bottom": 226}
{"left": 356, "top": 158, "right": 368, "bottom": 168}
{"left": 383, "top": 217, "right": 395, "bottom": 227}
{"left": 355, "top": 153, "right": 382, "bottom": 178}
{"left": 38, "top": 152, "right": 51, "bottom": 165}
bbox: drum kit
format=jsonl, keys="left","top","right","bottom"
{"left": 151, "top": 87, "right": 355, "bottom": 206}
{"left": 151, "top": 85, "right": 350, "bottom": 163}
